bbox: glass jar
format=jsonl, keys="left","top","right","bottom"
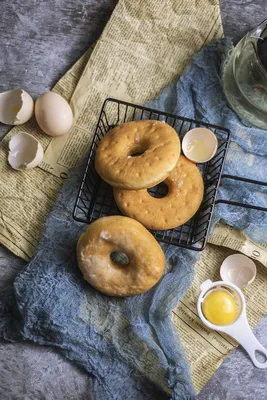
{"left": 223, "top": 18, "right": 267, "bottom": 130}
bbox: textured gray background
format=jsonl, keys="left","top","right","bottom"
{"left": 1, "top": 1, "right": 267, "bottom": 399}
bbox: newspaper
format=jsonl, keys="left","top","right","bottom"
{"left": 172, "top": 223, "right": 267, "bottom": 393}
{"left": 0, "top": 0, "right": 222, "bottom": 259}
{"left": 209, "top": 223, "right": 267, "bottom": 267}
{"left": 0, "top": 48, "right": 93, "bottom": 260}
{"left": 41, "top": 0, "right": 223, "bottom": 178}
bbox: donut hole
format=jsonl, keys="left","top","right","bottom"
{"left": 148, "top": 182, "right": 169, "bottom": 198}
{"left": 110, "top": 251, "right": 129, "bottom": 266}
{"left": 130, "top": 151, "right": 144, "bottom": 157}
{"left": 128, "top": 141, "right": 149, "bottom": 158}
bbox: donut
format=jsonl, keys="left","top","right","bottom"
{"left": 76, "top": 216, "right": 165, "bottom": 296}
{"left": 114, "top": 156, "right": 204, "bottom": 230}
{"left": 95, "top": 120, "right": 180, "bottom": 189}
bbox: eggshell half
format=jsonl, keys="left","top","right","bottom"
{"left": 35, "top": 92, "right": 73, "bottom": 137}
{"left": 0, "top": 89, "right": 34, "bottom": 125}
{"left": 220, "top": 254, "right": 257, "bottom": 289}
{"left": 182, "top": 127, "right": 218, "bottom": 163}
{"left": 8, "top": 132, "right": 44, "bottom": 170}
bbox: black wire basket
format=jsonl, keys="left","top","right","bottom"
{"left": 73, "top": 98, "right": 267, "bottom": 251}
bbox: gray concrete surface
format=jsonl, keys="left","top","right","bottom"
{"left": 1, "top": 1, "right": 267, "bottom": 399}
{"left": 0, "top": 0, "right": 118, "bottom": 139}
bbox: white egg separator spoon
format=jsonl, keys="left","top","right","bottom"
{"left": 197, "top": 280, "right": 267, "bottom": 368}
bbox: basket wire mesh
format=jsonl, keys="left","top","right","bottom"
{"left": 73, "top": 98, "right": 231, "bottom": 251}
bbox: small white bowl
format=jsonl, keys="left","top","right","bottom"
{"left": 220, "top": 254, "right": 257, "bottom": 289}
{"left": 182, "top": 127, "right": 218, "bottom": 163}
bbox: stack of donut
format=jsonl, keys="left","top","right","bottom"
{"left": 95, "top": 120, "right": 204, "bottom": 230}
{"left": 77, "top": 120, "right": 204, "bottom": 297}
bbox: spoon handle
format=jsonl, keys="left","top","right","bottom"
{"left": 227, "top": 318, "right": 267, "bottom": 369}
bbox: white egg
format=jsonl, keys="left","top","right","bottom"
{"left": 0, "top": 89, "right": 34, "bottom": 125}
{"left": 35, "top": 92, "right": 73, "bottom": 137}
{"left": 8, "top": 132, "right": 44, "bottom": 170}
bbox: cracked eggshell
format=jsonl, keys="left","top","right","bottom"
{"left": 8, "top": 132, "right": 44, "bottom": 170}
{"left": 35, "top": 92, "right": 73, "bottom": 137}
{"left": 220, "top": 254, "right": 257, "bottom": 289}
{"left": 0, "top": 89, "right": 34, "bottom": 125}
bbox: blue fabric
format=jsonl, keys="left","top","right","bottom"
{"left": 1, "top": 38, "right": 267, "bottom": 400}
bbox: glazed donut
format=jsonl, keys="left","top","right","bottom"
{"left": 76, "top": 216, "right": 165, "bottom": 296}
{"left": 114, "top": 156, "right": 204, "bottom": 230}
{"left": 95, "top": 120, "right": 180, "bottom": 189}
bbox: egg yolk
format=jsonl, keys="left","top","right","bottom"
{"left": 202, "top": 290, "right": 237, "bottom": 325}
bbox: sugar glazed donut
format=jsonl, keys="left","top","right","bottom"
{"left": 114, "top": 156, "right": 204, "bottom": 230}
{"left": 76, "top": 216, "right": 165, "bottom": 296}
{"left": 95, "top": 120, "right": 181, "bottom": 189}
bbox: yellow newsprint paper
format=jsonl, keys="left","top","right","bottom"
{"left": 42, "top": 0, "right": 222, "bottom": 177}
{"left": 172, "top": 224, "right": 267, "bottom": 393}
{"left": 0, "top": 0, "right": 222, "bottom": 259}
{"left": 0, "top": 48, "right": 93, "bottom": 260}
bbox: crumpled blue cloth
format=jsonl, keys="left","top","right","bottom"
{"left": 1, "top": 38, "right": 267, "bottom": 400}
